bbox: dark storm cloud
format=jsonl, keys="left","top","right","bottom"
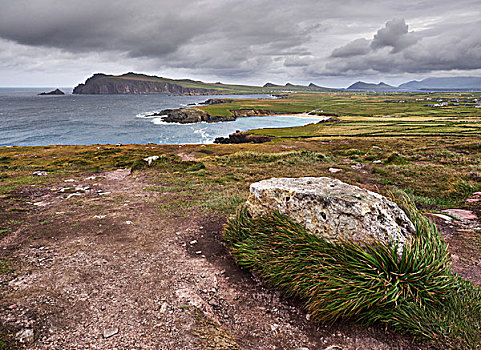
{"left": 0, "top": 0, "right": 481, "bottom": 86}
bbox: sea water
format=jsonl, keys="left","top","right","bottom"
{"left": 0, "top": 88, "right": 325, "bottom": 146}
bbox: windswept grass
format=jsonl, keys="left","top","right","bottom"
{"left": 224, "top": 192, "right": 481, "bottom": 348}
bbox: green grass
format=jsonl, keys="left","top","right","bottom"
{"left": 0, "top": 259, "right": 13, "bottom": 275}
{"left": 224, "top": 192, "right": 481, "bottom": 348}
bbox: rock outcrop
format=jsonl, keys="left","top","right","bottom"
{"left": 38, "top": 88, "right": 65, "bottom": 95}
{"left": 214, "top": 132, "right": 272, "bottom": 144}
{"left": 147, "top": 107, "right": 277, "bottom": 124}
{"left": 245, "top": 177, "right": 415, "bottom": 250}
{"left": 149, "top": 108, "right": 236, "bottom": 124}
{"left": 202, "top": 99, "right": 234, "bottom": 105}
{"left": 230, "top": 109, "right": 275, "bottom": 118}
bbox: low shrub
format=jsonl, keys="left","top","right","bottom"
{"left": 385, "top": 152, "right": 408, "bottom": 165}
{"left": 224, "top": 192, "right": 481, "bottom": 348}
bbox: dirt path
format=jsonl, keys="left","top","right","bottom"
{"left": 1, "top": 169, "right": 438, "bottom": 349}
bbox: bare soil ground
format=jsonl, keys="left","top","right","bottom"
{"left": 1, "top": 167, "right": 480, "bottom": 350}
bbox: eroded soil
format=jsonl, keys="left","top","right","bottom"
{"left": 1, "top": 167, "right": 480, "bottom": 350}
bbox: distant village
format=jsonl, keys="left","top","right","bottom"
{"left": 384, "top": 96, "right": 481, "bottom": 108}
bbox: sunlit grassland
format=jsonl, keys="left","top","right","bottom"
{"left": 1, "top": 136, "right": 479, "bottom": 212}
{"left": 199, "top": 91, "right": 481, "bottom": 119}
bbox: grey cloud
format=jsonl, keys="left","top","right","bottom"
{"left": 1, "top": 0, "right": 481, "bottom": 86}
{"left": 370, "top": 18, "right": 418, "bottom": 53}
{"left": 331, "top": 38, "right": 370, "bottom": 58}
{"left": 322, "top": 19, "right": 481, "bottom": 76}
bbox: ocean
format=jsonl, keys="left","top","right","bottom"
{"left": 0, "top": 88, "right": 325, "bottom": 146}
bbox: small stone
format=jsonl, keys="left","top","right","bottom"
{"left": 190, "top": 240, "right": 198, "bottom": 245}
{"left": 208, "top": 298, "right": 219, "bottom": 307}
{"left": 195, "top": 251, "right": 202, "bottom": 254}
{"left": 270, "top": 323, "right": 279, "bottom": 331}
{"left": 103, "top": 328, "right": 119, "bottom": 338}
{"left": 324, "top": 346, "right": 343, "bottom": 350}
{"left": 373, "top": 160, "right": 382, "bottom": 163}
{"left": 32, "top": 171, "right": 48, "bottom": 176}
{"left": 16, "top": 328, "right": 34, "bottom": 344}
{"left": 144, "top": 156, "right": 159, "bottom": 165}
{"left": 350, "top": 163, "right": 364, "bottom": 170}
{"left": 442, "top": 209, "right": 478, "bottom": 221}
{"left": 66, "top": 193, "right": 82, "bottom": 199}
{"left": 430, "top": 213, "right": 453, "bottom": 222}
{"left": 160, "top": 302, "right": 168, "bottom": 313}
{"left": 328, "top": 167, "right": 342, "bottom": 173}
{"left": 466, "top": 198, "right": 480, "bottom": 203}
{"left": 125, "top": 221, "right": 132, "bottom": 224}
{"left": 306, "top": 314, "right": 311, "bottom": 321}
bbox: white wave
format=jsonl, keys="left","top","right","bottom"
{"left": 135, "top": 111, "right": 164, "bottom": 119}
{"left": 151, "top": 117, "right": 173, "bottom": 125}
{"left": 193, "top": 127, "right": 215, "bottom": 144}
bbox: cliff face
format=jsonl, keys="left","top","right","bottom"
{"left": 73, "top": 74, "right": 220, "bottom": 95}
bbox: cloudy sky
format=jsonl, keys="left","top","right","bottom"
{"left": 1, "top": 0, "right": 480, "bottom": 88}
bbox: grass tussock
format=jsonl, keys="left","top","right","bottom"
{"left": 224, "top": 192, "right": 481, "bottom": 348}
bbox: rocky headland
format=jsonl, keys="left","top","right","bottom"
{"left": 146, "top": 107, "right": 276, "bottom": 124}
{"left": 73, "top": 73, "right": 222, "bottom": 95}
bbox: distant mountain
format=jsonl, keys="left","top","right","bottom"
{"left": 347, "top": 81, "right": 397, "bottom": 91}
{"left": 398, "top": 77, "right": 481, "bottom": 90}
{"left": 262, "top": 82, "right": 336, "bottom": 92}
{"left": 263, "top": 83, "right": 278, "bottom": 88}
{"left": 73, "top": 73, "right": 267, "bottom": 95}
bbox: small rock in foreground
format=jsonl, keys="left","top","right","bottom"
{"left": 16, "top": 328, "right": 34, "bottom": 344}
{"left": 103, "top": 327, "right": 119, "bottom": 338}
{"left": 442, "top": 209, "right": 478, "bottom": 221}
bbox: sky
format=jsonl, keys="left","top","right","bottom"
{"left": 0, "top": 0, "right": 480, "bottom": 88}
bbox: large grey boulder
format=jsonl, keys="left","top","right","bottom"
{"left": 246, "top": 177, "right": 415, "bottom": 250}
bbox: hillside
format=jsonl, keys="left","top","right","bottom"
{"left": 1, "top": 91, "right": 481, "bottom": 349}
{"left": 347, "top": 81, "right": 397, "bottom": 91}
{"left": 399, "top": 77, "right": 481, "bottom": 90}
{"left": 72, "top": 73, "right": 267, "bottom": 95}
{"left": 262, "top": 82, "right": 336, "bottom": 92}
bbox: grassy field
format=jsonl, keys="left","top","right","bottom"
{"left": 200, "top": 91, "right": 481, "bottom": 118}
{"left": 0, "top": 135, "right": 480, "bottom": 219}
{"left": 1, "top": 91, "right": 480, "bottom": 348}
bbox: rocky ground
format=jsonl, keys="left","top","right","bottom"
{"left": 1, "top": 166, "right": 480, "bottom": 350}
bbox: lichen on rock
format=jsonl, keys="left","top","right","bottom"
{"left": 245, "top": 177, "right": 415, "bottom": 251}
